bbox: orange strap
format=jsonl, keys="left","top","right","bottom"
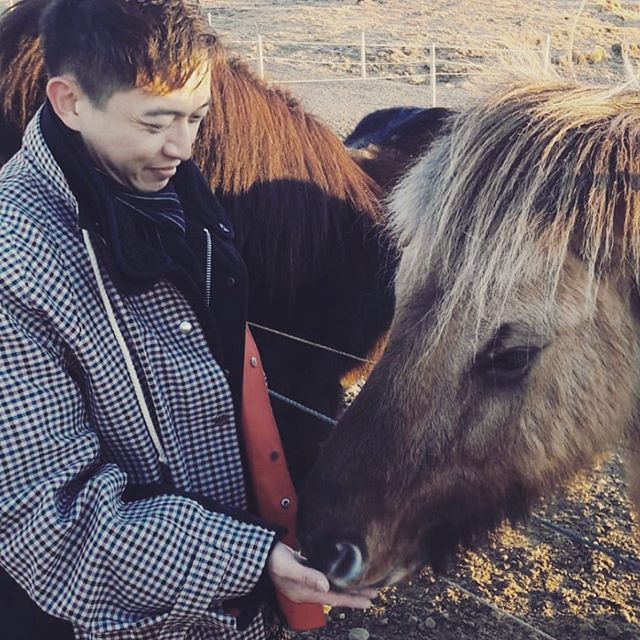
{"left": 240, "top": 327, "right": 326, "bottom": 631}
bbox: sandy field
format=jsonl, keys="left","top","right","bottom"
{"left": 201, "top": 2, "right": 640, "bottom": 639}
{"left": 205, "top": 0, "right": 640, "bottom": 134}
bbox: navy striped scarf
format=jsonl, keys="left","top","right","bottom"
{"left": 97, "top": 168, "right": 187, "bottom": 235}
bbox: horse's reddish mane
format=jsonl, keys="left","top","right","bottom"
{"left": 0, "top": 0, "right": 48, "bottom": 162}
{"left": 195, "top": 51, "right": 385, "bottom": 292}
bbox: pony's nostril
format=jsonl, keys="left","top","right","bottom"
{"left": 326, "top": 541, "right": 364, "bottom": 588}
{"left": 303, "top": 531, "right": 367, "bottom": 587}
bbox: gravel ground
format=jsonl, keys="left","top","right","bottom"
{"left": 205, "top": 3, "right": 640, "bottom": 639}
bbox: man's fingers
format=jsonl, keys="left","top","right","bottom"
{"left": 286, "top": 557, "right": 330, "bottom": 592}
{"left": 303, "top": 570, "right": 330, "bottom": 593}
{"left": 268, "top": 542, "right": 375, "bottom": 609}
{"left": 281, "top": 581, "right": 373, "bottom": 609}
{"left": 270, "top": 543, "right": 330, "bottom": 592}
{"left": 351, "top": 587, "right": 378, "bottom": 599}
{"left": 323, "top": 592, "right": 374, "bottom": 609}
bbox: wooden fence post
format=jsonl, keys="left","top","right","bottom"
{"left": 360, "top": 30, "right": 367, "bottom": 78}
{"left": 257, "top": 34, "right": 265, "bottom": 79}
{"left": 430, "top": 42, "right": 437, "bottom": 107}
{"left": 543, "top": 34, "right": 551, "bottom": 72}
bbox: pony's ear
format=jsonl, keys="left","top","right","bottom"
{"left": 45, "top": 75, "right": 83, "bottom": 131}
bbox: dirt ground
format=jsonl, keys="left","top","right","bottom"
{"left": 201, "top": 2, "right": 640, "bottom": 639}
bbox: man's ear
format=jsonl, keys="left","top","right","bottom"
{"left": 46, "top": 76, "right": 84, "bottom": 131}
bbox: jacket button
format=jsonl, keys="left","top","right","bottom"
{"left": 219, "top": 222, "right": 230, "bottom": 233}
{"left": 226, "top": 276, "right": 236, "bottom": 287}
{"left": 179, "top": 320, "right": 193, "bottom": 334}
{"left": 280, "top": 498, "right": 291, "bottom": 509}
{"left": 213, "top": 413, "right": 232, "bottom": 427}
{"left": 250, "top": 357, "right": 258, "bottom": 368}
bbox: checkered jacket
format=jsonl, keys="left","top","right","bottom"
{"left": 0, "top": 111, "right": 280, "bottom": 639}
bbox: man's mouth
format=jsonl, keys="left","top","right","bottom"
{"left": 149, "top": 166, "right": 178, "bottom": 179}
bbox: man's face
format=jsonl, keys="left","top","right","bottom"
{"left": 74, "top": 64, "right": 211, "bottom": 192}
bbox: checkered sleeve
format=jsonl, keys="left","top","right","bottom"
{"left": 0, "top": 211, "right": 277, "bottom": 636}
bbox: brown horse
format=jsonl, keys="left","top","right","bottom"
{"left": 0, "top": 0, "right": 399, "bottom": 487}
{"left": 298, "top": 78, "right": 640, "bottom": 588}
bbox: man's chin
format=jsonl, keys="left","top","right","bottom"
{"left": 135, "top": 178, "right": 171, "bottom": 193}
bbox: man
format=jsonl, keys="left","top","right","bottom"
{"left": 0, "top": 1, "right": 375, "bottom": 638}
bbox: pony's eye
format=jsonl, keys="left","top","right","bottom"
{"left": 475, "top": 346, "right": 541, "bottom": 385}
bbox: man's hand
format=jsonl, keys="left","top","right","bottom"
{"left": 267, "top": 542, "right": 377, "bottom": 608}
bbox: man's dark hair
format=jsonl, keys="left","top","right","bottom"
{"left": 39, "top": 0, "right": 216, "bottom": 107}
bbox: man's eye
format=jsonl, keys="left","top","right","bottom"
{"left": 144, "top": 122, "right": 166, "bottom": 132}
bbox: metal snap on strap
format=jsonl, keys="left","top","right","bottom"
{"left": 250, "top": 356, "right": 258, "bottom": 368}
{"left": 280, "top": 498, "right": 291, "bottom": 509}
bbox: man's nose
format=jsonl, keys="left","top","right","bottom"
{"left": 163, "top": 121, "right": 192, "bottom": 161}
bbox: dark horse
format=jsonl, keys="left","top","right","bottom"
{"left": 345, "top": 106, "right": 454, "bottom": 190}
{"left": 0, "top": 0, "right": 398, "bottom": 487}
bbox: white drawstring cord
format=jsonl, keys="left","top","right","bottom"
{"left": 81, "top": 228, "right": 169, "bottom": 465}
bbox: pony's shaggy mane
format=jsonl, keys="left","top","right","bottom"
{"left": 390, "top": 78, "right": 640, "bottom": 347}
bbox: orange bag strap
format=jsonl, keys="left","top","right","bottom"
{"left": 240, "top": 326, "right": 326, "bottom": 631}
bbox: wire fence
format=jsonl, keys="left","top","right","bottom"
{"left": 210, "top": 18, "right": 553, "bottom": 107}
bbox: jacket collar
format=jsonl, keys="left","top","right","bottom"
{"left": 22, "top": 104, "right": 80, "bottom": 222}
{"left": 22, "top": 103, "right": 238, "bottom": 297}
